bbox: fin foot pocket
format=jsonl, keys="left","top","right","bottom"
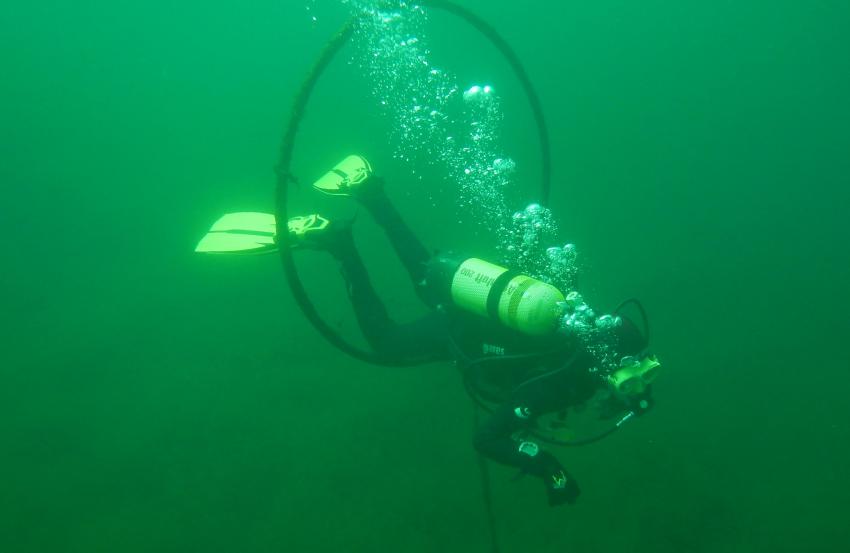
{"left": 312, "top": 155, "right": 374, "bottom": 196}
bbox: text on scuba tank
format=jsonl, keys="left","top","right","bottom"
{"left": 458, "top": 267, "right": 497, "bottom": 287}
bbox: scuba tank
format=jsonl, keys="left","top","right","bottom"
{"left": 424, "top": 254, "right": 565, "bottom": 336}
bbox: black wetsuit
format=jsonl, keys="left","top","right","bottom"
{"left": 333, "top": 183, "right": 595, "bottom": 499}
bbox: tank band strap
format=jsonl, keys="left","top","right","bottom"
{"left": 505, "top": 276, "right": 536, "bottom": 325}
{"left": 486, "top": 269, "right": 521, "bottom": 320}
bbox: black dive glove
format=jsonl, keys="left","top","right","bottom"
{"left": 546, "top": 468, "right": 580, "bottom": 506}
{"left": 539, "top": 454, "right": 581, "bottom": 507}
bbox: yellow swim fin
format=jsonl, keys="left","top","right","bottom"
{"left": 195, "top": 212, "right": 333, "bottom": 255}
{"left": 195, "top": 212, "right": 277, "bottom": 255}
{"left": 312, "top": 155, "right": 373, "bottom": 196}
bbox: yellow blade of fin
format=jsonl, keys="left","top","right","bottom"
{"left": 195, "top": 212, "right": 277, "bottom": 255}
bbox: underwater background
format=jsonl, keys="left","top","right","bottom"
{"left": 2, "top": 1, "right": 849, "bottom": 552}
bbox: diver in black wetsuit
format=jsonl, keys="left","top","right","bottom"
{"left": 287, "top": 155, "right": 659, "bottom": 507}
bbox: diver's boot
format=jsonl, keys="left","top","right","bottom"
{"left": 312, "top": 155, "right": 381, "bottom": 198}
{"left": 286, "top": 214, "right": 354, "bottom": 259}
{"left": 286, "top": 214, "right": 331, "bottom": 247}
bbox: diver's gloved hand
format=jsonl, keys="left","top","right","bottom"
{"left": 544, "top": 466, "right": 581, "bottom": 506}
{"left": 538, "top": 452, "right": 581, "bottom": 507}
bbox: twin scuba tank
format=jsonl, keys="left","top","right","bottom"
{"left": 424, "top": 254, "right": 565, "bottom": 336}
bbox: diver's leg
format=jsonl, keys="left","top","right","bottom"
{"left": 329, "top": 228, "right": 394, "bottom": 350}
{"left": 376, "top": 311, "right": 452, "bottom": 362}
{"left": 329, "top": 227, "right": 450, "bottom": 362}
{"left": 356, "top": 178, "right": 432, "bottom": 286}
{"left": 311, "top": 155, "right": 432, "bottom": 287}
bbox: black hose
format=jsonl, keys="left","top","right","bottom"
{"left": 614, "top": 297, "right": 650, "bottom": 348}
{"left": 276, "top": 2, "right": 553, "bottom": 366}
{"left": 473, "top": 407, "right": 501, "bottom": 553}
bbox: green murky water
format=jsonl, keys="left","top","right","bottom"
{"left": 2, "top": 1, "right": 849, "bottom": 551}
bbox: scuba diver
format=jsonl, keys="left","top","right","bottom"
{"left": 196, "top": 155, "right": 662, "bottom": 507}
